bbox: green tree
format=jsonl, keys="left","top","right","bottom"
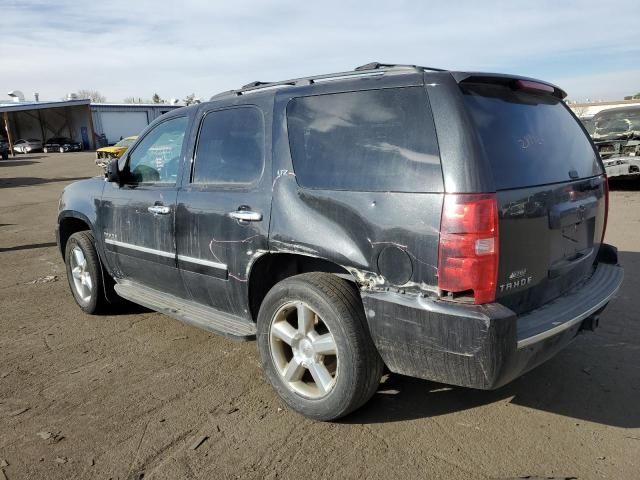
{"left": 152, "top": 93, "right": 164, "bottom": 104}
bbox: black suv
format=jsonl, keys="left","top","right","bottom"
{"left": 56, "top": 63, "right": 623, "bottom": 420}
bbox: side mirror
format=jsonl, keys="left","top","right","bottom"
{"left": 105, "top": 158, "right": 121, "bottom": 184}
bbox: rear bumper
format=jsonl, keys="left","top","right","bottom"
{"left": 362, "top": 258, "right": 623, "bottom": 390}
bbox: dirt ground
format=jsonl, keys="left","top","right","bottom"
{"left": 0, "top": 152, "right": 638, "bottom": 480}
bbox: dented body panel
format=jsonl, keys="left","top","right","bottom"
{"left": 269, "top": 72, "right": 443, "bottom": 295}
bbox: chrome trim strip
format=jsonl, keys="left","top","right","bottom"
{"left": 517, "top": 271, "right": 623, "bottom": 349}
{"left": 105, "top": 239, "right": 174, "bottom": 258}
{"left": 104, "top": 239, "right": 227, "bottom": 271}
{"left": 177, "top": 254, "right": 227, "bottom": 271}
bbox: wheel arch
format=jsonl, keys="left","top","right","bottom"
{"left": 58, "top": 211, "right": 97, "bottom": 260}
{"left": 247, "top": 252, "right": 357, "bottom": 322}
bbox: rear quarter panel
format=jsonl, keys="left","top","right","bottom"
{"left": 270, "top": 78, "right": 443, "bottom": 293}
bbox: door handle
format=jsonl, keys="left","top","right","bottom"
{"left": 228, "top": 210, "right": 262, "bottom": 222}
{"left": 148, "top": 205, "right": 171, "bottom": 215}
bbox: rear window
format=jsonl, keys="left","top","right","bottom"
{"left": 286, "top": 87, "right": 442, "bottom": 192}
{"left": 462, "top": 83, "right": 602, "bottom": 190}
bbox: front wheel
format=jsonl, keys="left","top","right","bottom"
{"left": 64, "top": 231, "right": 110, "bottom": 314}
{"left": 257, "top": 273, "right": 383, "bottom": 421}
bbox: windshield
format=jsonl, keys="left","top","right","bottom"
{"left": 593, "top": 108, "right": 640, "bottom": 140}
{"left": 462, "top": 83, "right": 601, "bottom": 190}
{"left": 115, "top": 137, "right": 136, "bottom": 148}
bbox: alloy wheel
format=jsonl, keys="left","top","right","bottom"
{"left": 269, "top": 301, "right": 338, "bottom": 399}
{"left": 70, "top": 246, "right": 93, "bottom": 303}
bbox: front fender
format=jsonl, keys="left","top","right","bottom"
{"left": 57, "top": 176, "right": 108, "bottom": 267}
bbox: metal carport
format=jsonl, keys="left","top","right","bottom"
{"left": 0, "top": 99, "right": 94, "bottom": 157}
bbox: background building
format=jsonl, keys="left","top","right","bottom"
{"left": 1, "top": 98, "right": 94, "bottom": 152}
{"left": 91, "top": 103, "right": 182, "bottom": 145}
{"left": 1, "top": 93, "right": 183, "bottom": 156}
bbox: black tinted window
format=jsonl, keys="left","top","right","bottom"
{"left": 462, "top": 84, "right": 601, "bottom": 190}
{"left": 193, "top": 108, "right": 264, "bottom": 185}
{"left": 286, "top": 87, "right": 442, "bottom": 192}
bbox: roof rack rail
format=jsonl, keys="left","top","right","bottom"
{"left": 241, "top": 81, "right": 272, "bottom": 89}
{"left": 354, "top": 62, "right": 446, "bottom": 72}
{"left": 209, "top": 62, "right": 442, "bottom": 101}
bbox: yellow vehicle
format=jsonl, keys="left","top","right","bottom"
{"left": 96, "top": 136, "right": 138, "bottom": 166}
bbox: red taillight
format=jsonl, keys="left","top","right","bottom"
{"left": 438, "top": 193, "right": 499, "bottom": 304}
{"left": 602, "top": 174, "right": 609, "bottom": 243}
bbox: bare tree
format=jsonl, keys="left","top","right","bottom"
{"left": 123, "top": 96, "right": 151, "bottom": 104}
{"left": 183, "top": 93, "right": 200, "bottom": 106}
{"left": 77, "top": 89, "right": 106, "bottom": 103}
{"left": 152, "top": 93, "right": 165, "bottom": 104}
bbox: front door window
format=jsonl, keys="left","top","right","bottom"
{"left": 121, "top": 116, "right": 188, "bottom": 184}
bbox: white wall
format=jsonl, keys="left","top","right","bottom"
{"left": 99, "top": 111, "right": 149, "bottom": 144}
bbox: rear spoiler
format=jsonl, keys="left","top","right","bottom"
{"left": 451, "top": 72, "right": 567, "bottom": 100}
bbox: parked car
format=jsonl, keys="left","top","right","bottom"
{"left": 56, "top": 62, "right": 623, "bottom": 421}
{"left": 12, "top": 138, "right": 43, "bottom": 154}
{"left": 95, "top": 136, "right": 138, "bottom": 168}
{"left": 592, "top": 106, "right": 640, "bottom": 180}
{"left": 43, "top": 137, "right": 82, "bottom": 153}
{"left": 579, "top": 116, "right": 595, "bottom": 136}
{"left": 0, "top": 137, "right": 9, "bottom": 160}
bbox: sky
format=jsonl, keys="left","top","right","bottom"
{"left": 1, "top": 0, "right": 639, "bottom": 103}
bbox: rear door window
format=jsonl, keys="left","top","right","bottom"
{"left": 192, "top": 107, "right": 264, "bottom": 185}
{"left": 462, "top": 83, "right": 602, "bottom": 190}
{"left": 286, "top": 87, "right": 442, "bottom": 192}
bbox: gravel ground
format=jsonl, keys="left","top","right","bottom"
{"left": 0, "top": 152, "right": 638, "bottom": 480}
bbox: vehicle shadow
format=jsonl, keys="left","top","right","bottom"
{"left": 100, "top": 301, "right": 152, "bottom": 316}
{"left": 0, "top": 160, "right": 41, "bottom": 167}
{"left": 344, "top": 250, "right": 639, "bottom": 428}
{"left": 0, "top": 241, "right": 57, "bottom": 253}
{"left": 608, "top": 178, "right": 640, "bottom": 191}
{"left": 0, "top": 176, "right": 91, "bottom": 188}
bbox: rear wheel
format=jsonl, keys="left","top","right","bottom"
{"left": 257, "top": 273, "right": 383, "bottom": 421}
{"left": 64, "top": 231, "right": 112, "bottom": 314}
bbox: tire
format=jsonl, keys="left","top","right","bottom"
{"left": 257, "top": 272, "right": 383, "bottom": 421}
{"left": 64, "top": 231, "right": 110, "bottom": 314}
{"left": 1, "top": 151, "right": 7, "bottom": 160}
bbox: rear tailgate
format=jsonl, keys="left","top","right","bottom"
{"left": 460, "top": 79, "right": 606, "bottom": 315}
